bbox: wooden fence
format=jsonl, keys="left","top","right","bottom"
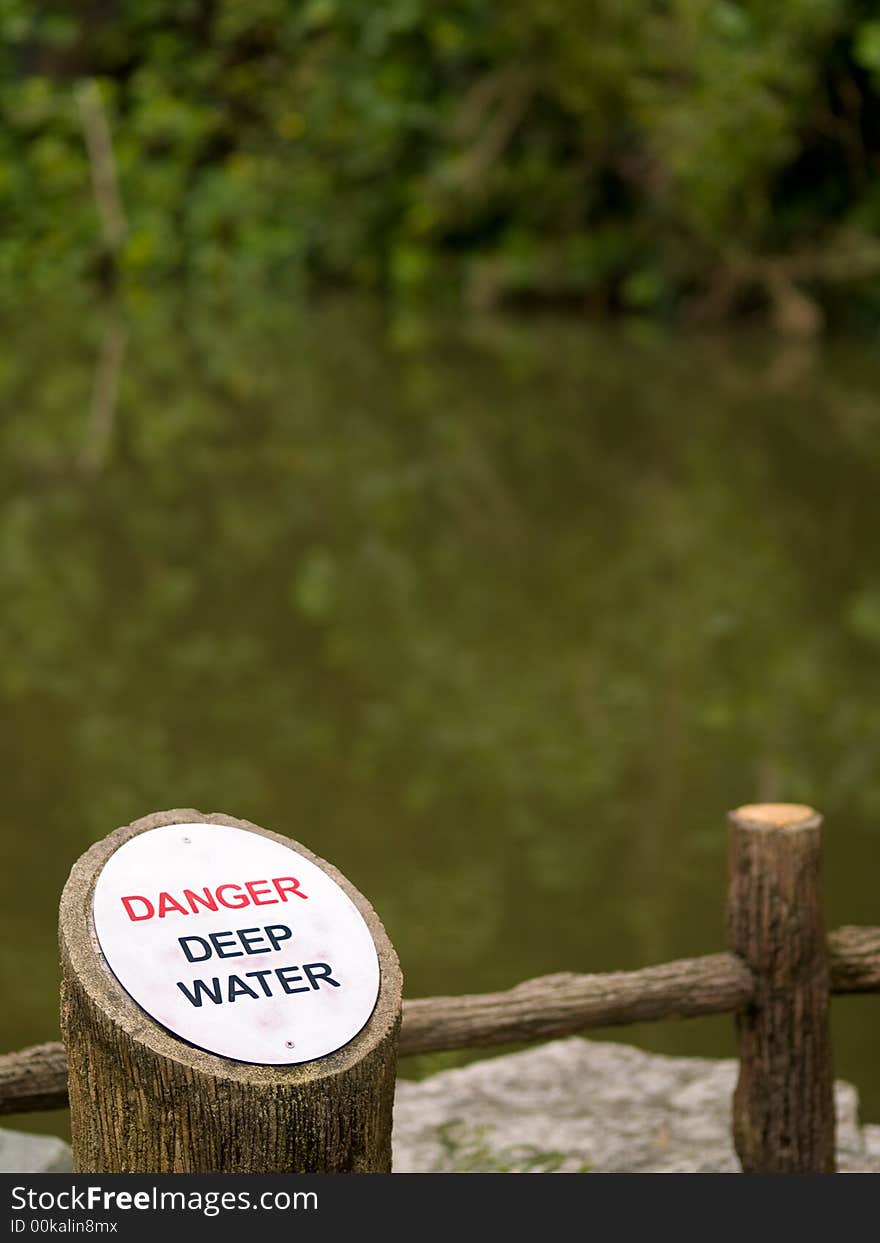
{"left": 2, "top": 802, "right": 879, "bottom": 1172}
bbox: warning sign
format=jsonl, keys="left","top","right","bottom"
{"left": 92, "top": 822, "right": 381, "bottom": 1065}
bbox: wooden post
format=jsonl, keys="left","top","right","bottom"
{"left": 59, "top": 809, "right": 402, "bottom": 1173}
{"left": 726, "top": 803, "right": 835, "bottom": 1173}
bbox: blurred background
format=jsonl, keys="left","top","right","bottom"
{"left": 2, "top": 2, "right": 880, "bottom": 1137}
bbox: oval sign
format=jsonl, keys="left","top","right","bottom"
{"left": 92, "top": 823, "right": 381, "bottom": 1065}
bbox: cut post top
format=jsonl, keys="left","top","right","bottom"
{"left": 60, "top": 808, "right": 402, "bottom": 1084}
{"left": 729, "top": 802, "right": 820, "bottom": 831}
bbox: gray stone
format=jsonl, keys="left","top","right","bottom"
{"left": 6, "top": 1038, "right": 877, "bottom": 1174}
{"left": 0, "top": 1128, "right": 72, "bottom": 1174}
{"left": 392, "top": 1037, "right": 880, "bottom": 1173}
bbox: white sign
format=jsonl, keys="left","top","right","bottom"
{"left": 92, "top": 823, "right": 381, "bottom": 1065}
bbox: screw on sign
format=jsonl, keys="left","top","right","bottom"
{"left": 60, "top": 810, "right": 402, "bottom": 1172}
{"left": 92, "top": 822, "right": 381, "bottom": 1064}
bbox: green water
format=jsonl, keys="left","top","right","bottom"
{"left": 2, "top": 298, "right": 879, "bottom": 1138}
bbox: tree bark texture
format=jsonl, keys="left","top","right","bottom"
{"left": 5, "top": 927, "right": 878, "bottom": 1116}
{"left": 400, "top": 952, "right": 753, "bottom": 1055}
{"left": 726, "top": 803, "right": 835, "bottom": 1173}
{"left": 59, "top": 809, "right": 402, "bottom": 1174}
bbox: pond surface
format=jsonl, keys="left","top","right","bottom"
{"left": 2, "top": 298, "right": 879, "bottom": 1136}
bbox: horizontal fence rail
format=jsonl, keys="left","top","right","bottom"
{"left": 3, "top": 924, "right": 878, "bottom": 1117}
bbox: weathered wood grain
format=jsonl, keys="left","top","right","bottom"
{"left": 59, "top": 809, "right": 402, "bottom": 1173}
{"left": 399, "top": 952, "right": 753, "bottom": 1055}
{"left": 727, "top": 803, "right": 835, "bottom": 1174}
{"left": 3, "top": 926, "right": 878, "bottom": 1116}
{"left": 0, "top": 1042, "right": 69, "bottom": 1115}
{"left": 828, "top": 924, "right": 880, "bottom": 992}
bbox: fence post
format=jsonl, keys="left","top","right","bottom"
{"left": 59, "top": 809, "right": 402, "bottom": 1173}
{"left": 726, "top": 803, "right": 835, "bottom": 1172}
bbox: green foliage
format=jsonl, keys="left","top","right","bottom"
{"left": 3, "top": 1, "right": 880, "bottom": 318}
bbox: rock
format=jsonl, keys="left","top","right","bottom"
{"left": 5, "top": 1038, "right": 877, "bottom": 1174}
{"left": 863, "top": 1125, "right": 880, "bottom": 1163}
{"left": 392, "top": 1037, "right": 880, "bottom": 1173}
{"left": 0, "top": 1128, "right": 72, "bottom": 1173}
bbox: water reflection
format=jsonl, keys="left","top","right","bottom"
{"left": 1, "top": 298, "right": 879, "bottom": 1131}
